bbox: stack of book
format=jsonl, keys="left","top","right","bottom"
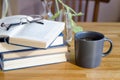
{"left": 0, "top": 15, "right": 68, "bottom": 71}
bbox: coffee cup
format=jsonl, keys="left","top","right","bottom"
{"left": 75, "top": 31, "right": 113, "bottom": 68}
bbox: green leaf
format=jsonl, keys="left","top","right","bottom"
{"left": 70, "top": 19, "right": 83, "bottom": 33}
{"left": 52, "top": 0, "right": 84, "bottom": 33}
{"left": 70, "top": 19, "right": 76, "bottom": 26}
{"left": 72, "top": 26, "right": 83, "bottom": 33}
{"left": 50, "top": 12, "right": 60, "bottom": 20}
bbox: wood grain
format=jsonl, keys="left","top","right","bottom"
{"left": 0, "top": 22, "right": 120, "bottom": 80}
{"left": 0, "top": 0, "right": 3, "bottom": 18}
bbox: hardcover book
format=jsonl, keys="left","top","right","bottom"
{"left": 0, "top": 33, "right": 64, "bottom": 53}
{"left": 0, "top": 34, "right": 67, "bottom": 60}
{"left": 0, "top": 15, "right": 65, "bottom": 48}
{"left": 1, "top": 45, "right": 68, "bottom": 60}
{"left": 0, "top": 53, "right": 67, "bottom": 71}
{"left": 0, "top": 33, "right": 68, "bottom": 71}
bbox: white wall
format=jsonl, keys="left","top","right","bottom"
{"left": 98, "top": 0, "right": 120, "bottom": 22}
{"left": 7, "top": 0, "right": 120, "bottom": 22}
{"left": 87, "top": 0, "right": 120, "bottom": 22}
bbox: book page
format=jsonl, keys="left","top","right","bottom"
{"left": 0, "top": 15, "right": 33, "bottom": 37}
{"left": 0, "top": 43, "right": 30, "bottom": 53}
{"left": 0, "top": 15, "right": 65, "bottom": 48}
{"left": 10, "top": 20, "right": 65, "bottom": 42}
{"left": 0, "top": 35, "right": 63, "bottom": 53}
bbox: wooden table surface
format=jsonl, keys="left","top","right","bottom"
{"left": 0, "top": 23, "right": 120, "bottom": 80}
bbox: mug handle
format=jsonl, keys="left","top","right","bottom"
{"left": 102, "top": 38, "right": 113, "bottom": 57}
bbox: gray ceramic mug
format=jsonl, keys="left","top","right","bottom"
{"left": 75, "top": 31, "right": 113, "bottom": 68}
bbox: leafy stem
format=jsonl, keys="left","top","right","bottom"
{"left": 51, "top": 0, "right": 84, "bottom": 33}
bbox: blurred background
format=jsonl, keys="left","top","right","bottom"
{"left": 0, "top": 0, "right": 120, "bottom": 22}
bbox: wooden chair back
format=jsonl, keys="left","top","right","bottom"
{"left": 0, "top": 0, "right": 3, "bottom": 18}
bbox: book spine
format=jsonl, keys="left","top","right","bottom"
{"left": 0, "top": 56, "right": 3, "bottom": 71}
{"left": 0, "top": 53, "right": 3, "bottom": 60}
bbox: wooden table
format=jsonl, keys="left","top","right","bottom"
{"left": 0, "top": 23, "right": 120, "bottom": 80}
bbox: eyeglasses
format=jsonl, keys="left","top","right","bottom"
{"left": 0, "top": 15, "right": 44, "bottom": 31}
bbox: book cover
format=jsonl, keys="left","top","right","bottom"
{"left": 0, "top": 15, "right": 65, "bottom": 48}
{"left": 1, "top": 53, "right": 67, "bottom": 71}
{"left": 0, "top": 33, "right": 64, "bottom": 53}
{"left": 2, "top": 45, "right": 68, "bottom": 60}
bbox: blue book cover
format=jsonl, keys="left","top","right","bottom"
{"left": 0, "top": 33, "right": 68, "bottom": 60}
{"left": 1, "top": 52, "right": 67, "bottom": 71}
{"left": 0, "top": 33, "right": 68, "bottom": 71}
{"left": 0, "top": 33, "right": 64, "bottom": 53}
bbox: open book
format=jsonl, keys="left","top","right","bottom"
{"left": 0, "top": 15, "right": 65, "bottom": 48}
